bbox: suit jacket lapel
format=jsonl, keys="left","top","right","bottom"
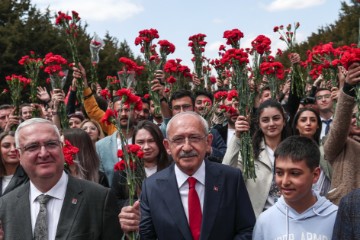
{"left": 3, "top": 165, "right": 28, "bottom": 196}
{"left": 14, "top": 183, "right": 33, "bottom": 240}
{"left": 55, "top": 176, "right": 84, "bottom": 239}
{"left": 200, "top": 160, "right": 223, "bottom": 240}
{"left": 159, "top": 165, "right": 192, "bottom": 240}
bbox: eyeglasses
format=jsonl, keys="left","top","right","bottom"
{"left": 315, "top": 94, "right": 331, "bottom": 101}
{"left": 172, "top": 104, "right": 193, "bottom": 112}
{"left": 168, "top": 135, "right": 207, "bottom": 145}
{"left": 18, "top": 140, "right": 62, "bottom": 153}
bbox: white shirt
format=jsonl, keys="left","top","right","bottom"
{"left": 30, "top": 171, "right": 68, "bottom": 240}
{"left": 2, "top": 174, "right": 13, "bottom": 194}
{"left": 145, "top": 165, "right": 157, "bottom": 177}
{"left": 227, "top": 128, "right": 236, "bottom": 146}
{"left": 175, "top": 160, "right": 205, "bottom": 222}
{"left": 320, "top": 116, "right": 333, "bottom": 140}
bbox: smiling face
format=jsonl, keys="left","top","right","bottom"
{"left": 194, "top": 95, "right": 212, "bottom": 116}
{"left": 296, "top": 110, "right": 319, "bottom": 139}
{"left": 275, "top": 156, "right": 320, "bottom": 213}
{"left": 17, "top": 123, "right": 64, "bottom": 186}
{"left": 315, "top": 89, "right": 333, "bottom": 113}
{"left": 259, "top": 107, "right": 285, "bottom": 140}
{"left": 81, "top": 121, "right": 100, "bottom": 143}
{"left": 164, "top": 114, "right": 212, "bottom": 176}
{"left": 134, "top": 129, "right": 159, "bottom": 164}
{"left": 21, "top": 106, "right": 32, "bottom": 121}
{"left": 1, "top": 135, "right": 19, "bottom": 167}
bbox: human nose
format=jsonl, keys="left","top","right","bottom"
{"left": 181, "top": 138, "right": 193, "bottom": 151}
{"left": 282, "top": 173, "right": 290, "bottom": 186}
{"left": 38, "top": 145, "right": 50, "bottom": 156}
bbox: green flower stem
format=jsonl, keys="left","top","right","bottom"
{"left": 59, "top": 103, "right": 69, "bottom": 129}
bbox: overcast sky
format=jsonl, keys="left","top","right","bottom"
{"left": 31, "top": 0, "right": 350, "bottom": 69}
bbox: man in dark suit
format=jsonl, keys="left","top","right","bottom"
{"left": 0, "top": 118, "right": 122, "bottom": 240}
{"left": 139, "top": 111, "right": 255, "bottom": 239}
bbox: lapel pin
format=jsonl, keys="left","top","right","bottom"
{"left": 213, "top": 186, "right": 218, "bottom": 192}
{"left": 71, "top": 198, "right": 78, "bottom": 205}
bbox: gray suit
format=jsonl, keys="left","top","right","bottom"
{"left": 96, "top": 131, "right": 119, "bottom": 186}
{"left": 0, "top": 174, "right": 122, "bottom": 240}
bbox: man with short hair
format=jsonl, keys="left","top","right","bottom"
{"left": 73, "top": 64, "right": 138, "bottom": 185}
{"left": 136, "top": 98, "right": 150, "bottom": 122}
{"left": 315, "top": 88, "right": 334, "bottom": 139}
{"left": 0, "top": 118, "right": 122, "bottom": 240}
{"left": 168, "top": 90, "right": 227, "bottom": 163}
{"left": 214, "top": 96, "right": 239, "bottom": 146}
{"left": 140, "top": 112, "right": 255, "bottom": 239}
{"left": 0, "top": 105, "right": 13, "bottom": 133}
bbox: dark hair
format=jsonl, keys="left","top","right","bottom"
{"left": 169, "top": 90, "right": 195, "bottom": 109}
{"left": 274, "top": 135, "right": 320, "bottom": 170}
{"left": 0, "top": 131, "right": 16, "bottom": 177}
{"left": 0, "top": 104, "right": 13, "bottom": 111}
{"left": 299, "top": 97, "right": 316, "bottom": 105}
{"left": 194, "top": 90, "right": 214, "bottom": 103}
{"left": 292, "top": 108, "right": 322, "bottom": 145}
{"left": 19, "top": 103, "right": 31, "bottom": 115}
{"left": 253, "top": 99, "right": 288, "bottom": 160}
{"left": 315, "top": 88, "right": 331, "bottom": 95}
{"left": 132, "top": 120, "right": 170, "bottom": 171}
{"left": 62, "top": 128, "right": 100, "bottom": 183}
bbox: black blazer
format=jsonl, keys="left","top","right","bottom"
{"left": 0, "top": 165, "right": 29, "bottom": 197}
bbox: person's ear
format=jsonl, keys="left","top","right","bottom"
{"left": 206, "top": 133, "right": 213, "bottom": 153}
{"left": 312, "top": 166, "right": 321, "bottom": 184}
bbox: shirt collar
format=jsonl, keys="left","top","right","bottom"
{"left": 30, "top": 171, "right": 69, "bottom": 203}
{"left": 175, "top": 160, "right": 206, "bottom": 188}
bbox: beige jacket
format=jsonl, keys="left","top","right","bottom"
{"left": 223, "top": 136, "right": 272, "bottom": 218}
{"left": 324, "top": 90, "right": 360, "bottom": 205}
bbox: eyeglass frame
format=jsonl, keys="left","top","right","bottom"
{"left": 315, "top": 94, "right": 331, "bottom": 101}
{"left": 17, "top": 140, "right": 63, "bottom": 153}
{"left": 167, "top": 135, "right": 208, "bottom": 146}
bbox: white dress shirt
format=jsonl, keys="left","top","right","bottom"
{"left": 2, "top": 174, "right": 13, "bottom": 194}
{"left": 30, "top": 171, "right": 68, "bottom": 240}
{"left": 175, "top": 160, "right": 205, "bottom": 222}
{"left": 320, "top": 116, "right": 333, "bottom": 140}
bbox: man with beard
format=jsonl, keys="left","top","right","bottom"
{"left": 72, "top": 65, "right": 138, "bottom": 186}
{"left": 149, "top": 99, "right": 163, "bottom": 126}
{"left": 95, "top": 98, "right": 137, "bottom": 186}
{"left": 214, "top": 96, "right": 239, "bottom": 147}
{"left": 135, "top": 98, "right": 150, "bottom": 122}
{"left": 194, "top": 90, "right": 214, "bottom": 120}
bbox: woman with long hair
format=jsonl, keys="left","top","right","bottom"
{"left": 223, "top": 99, "right": 288, "bottom": 217}
{"left": 292, "top": 107, "right": 332, "bottom": 196}
{"left": 0, "top": 131, "right": 28, "bottom": 196}
{"left": 80, "top": 119, "right": 105, "bottom": 145}
{"left": 111, "top": 120, "right": 170, "bottom": 209}
{"left": 62, "top": 128, "right": 108, "bottom": 187}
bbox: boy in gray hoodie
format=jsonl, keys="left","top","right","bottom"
{"left": 253, "top": 136, "right": 338, "bottom": 240}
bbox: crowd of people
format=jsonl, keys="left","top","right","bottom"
{"left": 0, "top": 58, "right": 359, "bottom": 239}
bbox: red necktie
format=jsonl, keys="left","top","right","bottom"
{"left": 188, "top": 177, "right": 202, "bottom": 240}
